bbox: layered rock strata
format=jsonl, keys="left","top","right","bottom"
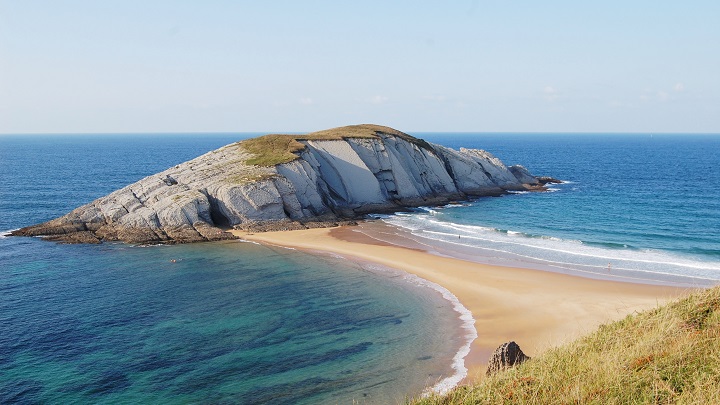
{"left": 13, "top": 125, "right": 552, "bottom": 244}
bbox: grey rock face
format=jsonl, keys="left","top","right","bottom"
{"left": 12, "top": 125, "right": 547, "bottom": 244}
{"left": 433, "top": 145, "right": 526, "bottom": 195}
{"left": 486, "top": 341, "right": 531, "bottom": 376}
{"left": 509, "top": 165, "right": 541, "bottom": 185}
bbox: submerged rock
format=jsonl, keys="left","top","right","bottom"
{"left": 13, "top": 124, "right": 551, "bottom": 244}
{"left": 486, "top": 341, "right": 531, "bottom": 376}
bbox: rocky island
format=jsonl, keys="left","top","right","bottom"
{"left": 12, "top": 124, "right": 555, "bottom": 244}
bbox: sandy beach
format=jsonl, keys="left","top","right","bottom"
{"left": 230, "top": 222, "right": 691, "bottom": 383}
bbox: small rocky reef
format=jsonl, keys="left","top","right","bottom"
{"left": 13, "top": 124, "right": 557, "bottom": 244}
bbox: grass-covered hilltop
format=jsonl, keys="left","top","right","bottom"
{"left": 241, "top": 124, "right": 432, "bottom": 166}
{"left": 12, "top": 124, "right": 553, "bottom": 244}
{"left": 413, "top": 285, "right": 720, "bottom": 404}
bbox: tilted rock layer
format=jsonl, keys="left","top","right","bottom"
{"left": 13, "top": 124, "right": 549, "bottom": 244}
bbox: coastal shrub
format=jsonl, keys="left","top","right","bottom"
{"left": 412, "top": 285, "right": 720, "bottom": 404}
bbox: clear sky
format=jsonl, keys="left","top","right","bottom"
{"left": 1, "top": 1, "right": 719, "bottom": 134}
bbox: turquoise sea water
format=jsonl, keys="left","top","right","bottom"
{"left": 1, "top": 132, "right": 719, "bottom": 403}
{"left": 0, "top": 134, "right": 464, "bottom": 404}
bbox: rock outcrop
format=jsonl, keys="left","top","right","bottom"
{"left": 12, "top": 124, "right": 553, "bottom": 244}
{"left": 486, "top": 341, "right": 531, "bottom": 376}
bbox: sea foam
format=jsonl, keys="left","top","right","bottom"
{"left": 410, "top": 275, "right": 477, "bottom": 396}
{"left": 361, "top": 262, "right": 477, "bottom": 396}
{"left": 382, "top": 211, "right": 720, "bottom": 286}
{"left": 0, "top": 229, "right": 18, "bottom": 239}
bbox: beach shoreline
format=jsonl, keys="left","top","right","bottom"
{"left": 230, "top": 222, "right": 692, "bottom": 389}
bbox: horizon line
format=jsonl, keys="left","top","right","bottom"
{"left": 2, "top": 130, "right": 720, "bottom": 136}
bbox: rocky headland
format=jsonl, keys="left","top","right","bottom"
{"left": 12, "top": 124, "right": 556, "bottom": 244}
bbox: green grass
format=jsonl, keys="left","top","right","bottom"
{"left": 240, "top": 124, "right": 432, "bottom": 166}
{"left": 413, "top": 286, "right": 720, "bottom": 404}
{"left": 241, "top": 134, "right": 307, "bottom": 166}
{"left": 224, "top": 172, "right": 277, "bottom": 185}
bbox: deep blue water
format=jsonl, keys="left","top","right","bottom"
{"left": 0, "top": 134, "right": 463, "bottom": 404}
{"left": 1, "top": 132, "right": 719, "bottom": 403}
{"left": 392, "top": 133, "right": 720, "bottom": 285}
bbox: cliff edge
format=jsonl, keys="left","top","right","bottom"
{"left": 12, "top": 124, "right": 552, "bottom": 244}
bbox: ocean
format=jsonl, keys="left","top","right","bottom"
{"left": 1, "top": 132, "right": 719, "bottom": 403}
{"left": 404, "top": 133, "right": 720, "bottom": 287}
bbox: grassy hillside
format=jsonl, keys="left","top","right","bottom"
{"left": 240, "top": 124, "right": 431, "bottom": 166}
{"left": 414, "top": 285, "right": 720, "bottom": 404}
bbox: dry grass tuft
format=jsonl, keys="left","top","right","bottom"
{"left": 240, "top": 124, "right": 432, "bottom": 166}
{"left": 241, "top": 135, "right": 307, "bottom": 166}
{"left": 412, "top": 285, "right": 720, "bottom": 404}
{"left": 224, "top": 172, "right": 277, "bottom": 185}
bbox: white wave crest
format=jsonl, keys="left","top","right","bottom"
{"left": 442, "top": 203, "right": 469, "bottom": 208}
{"left": 355, "top": 259, "right": 478, "bottom": 394}
{"left": 382, "top": 213, "right": 720, "bottom": 282}
{"left": 418, "top": 206, "right": 439, "bottom": 215}
{"left": 367, "top": 213, "right": 393, "bottom": 219}
{"left": 398, "top": 273, "right": 477, "bottom": 396}
{"left": 237, "top": 239, "right": 261, "bottom": 245}
{"left": 1, "top": 229, "right": 18, "bottom": 239}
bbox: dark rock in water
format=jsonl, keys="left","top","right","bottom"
{"left": 537, "top": 176, "right": 563, "bottom": 185}
{"left": 44, "top": 231, "right": 102, "bottom": 244}
{"left": 486, "top": 341, "right": 531, "bottom": 376}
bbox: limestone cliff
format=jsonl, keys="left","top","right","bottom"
{"left": 12, "top": 124, "right": 551, "bottom": 244}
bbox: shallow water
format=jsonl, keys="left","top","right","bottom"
{"left": 0, "top": 236, "right": 465, "bottom": 404}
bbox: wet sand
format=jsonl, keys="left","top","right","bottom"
{"left": 230, "top": 222, "right": 691, "bottom": 383}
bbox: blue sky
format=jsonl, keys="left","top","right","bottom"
{"left": 1, "top": 1, "right": 718, "bottom": 133}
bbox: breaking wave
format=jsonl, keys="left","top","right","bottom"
{"left": 380, "top": 209, "right": 720, "bottom": 286}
